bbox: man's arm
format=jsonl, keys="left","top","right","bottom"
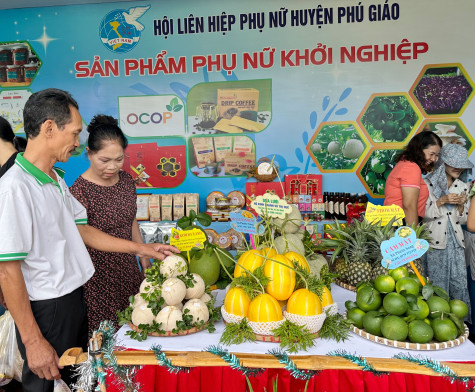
{"left": 0, "top": 261, "right": 61, "bottom": 381}
{"left": 77, "top": 224, "right": 178, "bottom": 260}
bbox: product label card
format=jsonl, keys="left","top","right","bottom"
{"left": 365, "top": 202, "right": 405, "bottom": 226}
{"left": 230, "top": 210, "right": 265, "bottom": 234}
{"left": 250, "top": 192, "right": 291, "bottom": 218}
{"left": 170, "top": 228, "right": 206, "bottom": 251}
{"left": 380, "top": 226, "right": 429, "bottom": 269}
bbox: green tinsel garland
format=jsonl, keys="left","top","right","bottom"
{"left": 393, "top": 353, "right": 475, "bottom": 390}
{"left": 327, "top": 349, "right": 389, "bottom": 377}
{"left": 267, "top": 348, "right": 319, "bottom": 381}
{"left": 96, "top": 320, "right": 140, "bottom": 391}
{"left": 205, "top": 345, "right": 265, "bottom": 377}
{"left": 151, "top": 344, "right": 190, "bottom": 374}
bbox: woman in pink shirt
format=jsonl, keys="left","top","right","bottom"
{"left": 384, "top": 131, "right": 442, "bottom": 226}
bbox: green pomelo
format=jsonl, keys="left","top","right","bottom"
{"left": 449, "top": 299, "right": 468, "bottom": 320}
{"left": 431, "top": 318, "right": 458, "bottom": 342}
{"left": 189, "top": 249, "right": 221, "bottom": 286}
{"left": 381, "top": 315, "right": 408, "bottom": 341}
{"left": 396, "top": 277, "right": 420, "bottom": 296}
{"left": 427, "top": 296, "right": 450, "bottom": 319}
{"left": 408, "top": 320, "right": 434, "bottom": 344}
{"left": 347, "top": 308, "right": 366, "bottom": 329}
{"left": 383, "top": 292, "right": 408, "bottom": 316}
{"left": 362, "top": 310, "right": 384, "bottom": 336}
{"left": 389, "top": 266, "right": 409, "bottom": 281}
{"left": 406, "top": 298, "right": 430, "bottom": 320}
{"left": 374, "top": 275, "right": 395, "bottom": 293}
{"left": 356, "top": 286, "right": 382, "bottom": 312}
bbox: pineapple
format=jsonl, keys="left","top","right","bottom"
{"left": 347, "top": 261, "right": 373, "bottom": 286}
{"left": 371, "top": 264, "right": 389, "bottom": 280}
{"left": 406, "top": 258, "right": 424, "bottom": 276}
{"left": 333, "top": 257, "right": 349, "bottom": 281}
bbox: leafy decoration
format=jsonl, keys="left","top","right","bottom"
{"left": 271, "top": 320, "right": 315, "bottom": 354}
{"left": 151, "top": 344, "right": 190, "bottom": 374}
{"left": 231, "top": 265, "right": 270, "bottom": 299}
{"left": 327, "top": 349, "right": 388, "bottom": 377}
{"left": 205, "top": 345, "right": 264, "bottom": 377}
{"left": 318, "top": 312, "right": 351, "bottom": 342}
{"left": 220, "top": 318, "right": 256, "bottom": 346}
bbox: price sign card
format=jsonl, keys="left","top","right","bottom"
{"left": 230, "top": 210, "right": 265, "bottom": 235}
{"left": 170, "top": 228, "right": 206, "bottom": 251}
{"left": 365, "top": 202, "right": 405, "bottom": 226}
{"left": 380, "top": 226, "right": 429, "bottom": 269}
{"left": 250, "top": 192, "right": 291, "bottom": 218}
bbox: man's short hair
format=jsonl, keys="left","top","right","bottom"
{"left": 23, "top": 88, "right": 79, "bottom": 139}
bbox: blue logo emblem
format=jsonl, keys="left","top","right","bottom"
{"left": 99, "top": 5, "right": 150, "bottom": 53}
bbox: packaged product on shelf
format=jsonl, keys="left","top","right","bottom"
{"left": 139, "top": 221, "right": 176, "bottom": 244}
{"left": 206, "top": 191, "right": 225, "bottom": 208}
{"left": 185, "top": 193, "right": 199, "bottom": 215}
{"left": 227, "top": 190, "right": 246, "bottom": 209}
{"left": 148, "top": 194, "right": 161, "bottom": 222}
{"left": 224, "top": 152, "right": 255, "bottom": 175}
{"left": 245, "top": 182, "right": 285, "bottom": 215}
{"left": 204, "top": 228, "right": 218, "bottom": 244}
{"left": 226, "top": 228, "right": 243, "bottom": 250}
{"left": 192, "top": 137, "right": 215, "bottom": 168}
{"left": 161, "top": 194, "right": 173, "bottom": 221}
{"left": 136, "top": 194, "right": 150, "bottom": 221}
{"left": 232, "top": 136, "right": 254, "bottom": 154}
{"left": 217, "top": 88, "right": 259, "bottom": 119}
{"left": 284, "top": 174, "right": 324, "bottom": 218}
{"left": 173, "top": 193, "right": 185, "bottom": 220}
{"left": 213, "top": 136, "right": 233, "bottom": 162}
{"left": 216, "top": 231, "right": 232, "bottom": 249}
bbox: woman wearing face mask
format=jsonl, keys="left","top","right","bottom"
{"left": 422, "top": 143, "right": 472, "bottom": 323}
{"left": 384, "top": 131, "right": 443, "bottom": 226}
{"left": 70, "top": 114, "right": 153, "bottom": 334}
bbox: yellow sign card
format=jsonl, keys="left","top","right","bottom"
{"left": 364, "top": 202, "right": 405, "bottom": 226}
{"left": 170, "top": 228, "right": 207, "bottom": 251}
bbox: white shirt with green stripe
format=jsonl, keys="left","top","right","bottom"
{"left": 0, "top": 153, "right": 94, "bottom": 301}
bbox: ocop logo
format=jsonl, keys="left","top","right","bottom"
{"left": 99, "top": 5, "right": 150, "bottom": 53}
{"left": 119, "top": 96, "right": 186, "bottom": 138}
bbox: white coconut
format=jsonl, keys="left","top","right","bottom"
{"left": 200, "top": 293, "right": 212, "bottom": 303}
{"left": 159, "top": 254, "right": 188, "bottom": 278}
{"left": 161, "top": 277, "right": 187, "bottom": 306}
{"left": 342, "top": 139, "right": 364, "bottom": 159}
{"left": 131, "top": 304, "right": 155, "bottom": 326}
{"left": 183, "top": 299, "right": 209, "bottom": 323}
{"left": 327, "top": 141, "right": 341, "bottom": 155}
{"left": 185, "top": 273, "right": 206, "bottom": 299}
{"left": 155, "top": 306, "right": 183, "bottom": 332}
{"left": 139, "top": 279, "right": 157, "bottom": 294}
{"left": 133, "top": 293, "right": 147, "bottom": 309}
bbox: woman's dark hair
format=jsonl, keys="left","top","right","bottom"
{"left": 87, "top": 114, "right": 128, "bottom": 153}
{"left": 23, "top": 88, "right": 79, "bottom": 139}
{"left": 395, "top": 131, "right": 443, "bottom": 174}
{"left": 0, "top": 116, "right": 27, "bottom": 152}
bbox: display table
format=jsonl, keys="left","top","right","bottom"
{"left": 109, "top": 284, "right": 475, "bottom": 391}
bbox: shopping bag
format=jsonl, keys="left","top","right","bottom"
{"left": 54, "top": 379, "right": 72, "bottom": 391}
{"left": 0, "top": 311, "right": 23, "bottom": 386}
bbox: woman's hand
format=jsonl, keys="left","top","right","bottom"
{"left": 139, "top": 257, "right": 152, "bottom": 274}
{"left": 436, "top": 193, "right": 465, "bottom": 208}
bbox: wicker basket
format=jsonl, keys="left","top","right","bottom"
{"left": 248, "top": 157, "right": 279, "bottom": 182}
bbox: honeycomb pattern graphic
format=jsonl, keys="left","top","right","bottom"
{"left": 156, "top": 157, "right": 181, "bottom": 177}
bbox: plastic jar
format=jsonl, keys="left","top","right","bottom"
{"left": 0, "top": 46, "right": 12, "bottom": 66}
{"left": 24, "top": 63, "right": 38, "bottom": 83}
{"left": 0, "top": 66, "right": 6, "bottom": 83}
{"left": 6, "top": 65, "right": 23, "bottom": 83}
{"left": 11, "top": 44, "right": 29, "bottom": 66}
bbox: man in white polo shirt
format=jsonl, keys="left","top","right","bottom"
{"left": 0, "top": 88, "right": 178, "bottom": 392}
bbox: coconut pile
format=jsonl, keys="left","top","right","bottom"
{"left": 130, "top": 254, "right": 212, "bottom": 332}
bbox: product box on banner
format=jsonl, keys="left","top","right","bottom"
{"left": 285, "top": 174, "right": 324, "bottom": 217}
{"left": 245, "top": 182, "right": 285, "bottom": 216}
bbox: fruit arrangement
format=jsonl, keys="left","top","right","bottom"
{"left": 318, "top": 218, "right": 431, "bottom": 288}
{"left": 309, "top": 123, "right": 366, "bottom": 170}
{"left": 359, "top": 149, "right": 400, "bottom": 196}
{"left": 219, "top": 203, "right": 351, "bottom": 352}
{"left": 117, "top": 254, "right": 221, "bottom": 341}
{"left": 346, "top": 268, "right": 469, "bottom": 347}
